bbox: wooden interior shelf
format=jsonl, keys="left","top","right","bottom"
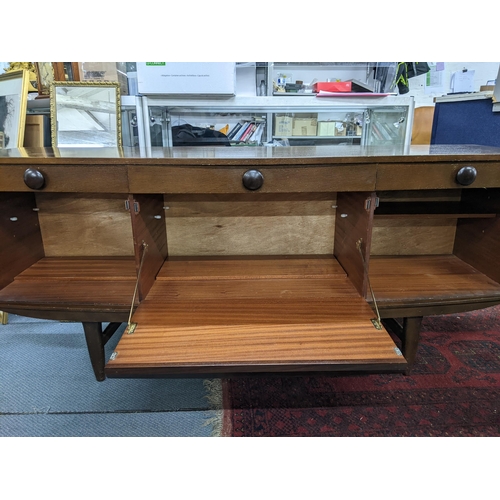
{"left": 0, "top": 257, "right": 138, "bottom": 313}
{"left": 105, "top": 256, "right": 407, "bottom": 377}
{"left": 157, "top": 255, "right": 347, "bottom": 281}
{"left": 369, "top": 255, "right": 500, "bottom": 309}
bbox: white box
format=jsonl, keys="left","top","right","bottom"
{"left": 136, "top": 62, "right": 236, "bottom": 96}
{"left": 317, "top": 121, "right": 335, "bottom": 136}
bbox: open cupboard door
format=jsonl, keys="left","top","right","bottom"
{"left": 105, "top": 256, "right": 407, "bottom": 378}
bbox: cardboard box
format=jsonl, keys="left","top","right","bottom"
{"left": 274, "top": 114, "right": 293, "bottom": 136}
{"left": 312, "top": 81, "right": 352, "bottom": 93}
{"left": 24, "top": 115, "right": 50, "bottom": 147}
{"left": 317, "top": 121, "right": 335, "bottom": 136}
{"left": 136, "top": 62, "right": 236, "bottom": 96}
{"left": 79, "top": 62, "right": 129, "bottom": 95}
{"left": 292, "top": 117, "right": 318, "bottom": 136}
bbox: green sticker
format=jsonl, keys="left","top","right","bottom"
{"left": 145, "top": 62, "right": 166, "bottom": 66}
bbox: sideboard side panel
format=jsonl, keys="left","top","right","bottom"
{"left": 0, "top": 192, "right": 44, "bottom": 289}
{"left": 454, "top": 188, "right": 500, "bottom": 285}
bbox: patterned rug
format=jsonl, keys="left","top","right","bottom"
{"left": 220, "top": 306, "right": 500, "bottom": 436}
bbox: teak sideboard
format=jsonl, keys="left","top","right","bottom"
{"left": 1, "top": 145, "right": 500, "bottom": 381}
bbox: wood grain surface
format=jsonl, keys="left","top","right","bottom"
{"left": 165, "top": 215, "right": 335, "bottom": 256}
{"left": 163, "top": 194, "right": 336, "bottom": 256}
{"left": 376, "top": 161, "right": 500, "bottom": 190}
{"left": 369, "top": 255, "right": 500, "bottom": 308}
{"left": 36, "top": 194, "right": 134, "bottom": 257}
{"left": 157, "top": 255, "right": 345, "bottom": 281}
{"left": 15, "top": 257, "right": 137, "bottom": 281}
{"left": 371, "top": 218, "right": 457, "bottom": 255}
{"left": 128, "top": 165, "right": 376, "bottom": 194}
{"left": 0, "top": 166, "right": 129, "bottom": 192}
{"left": 0, "top": 257, "right": 138, "bottom": 312}
{"left": 106, "top": 273, "right": 405, "bottom": 373}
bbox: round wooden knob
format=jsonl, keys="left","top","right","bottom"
{"left": 23, "top": 168, "right": 45, "bottom": 190}
{"left": 242, "top": 169, "right": 264, "bottom": 191}
{"left": 455, "top": 166, "right": 477, "bottom": 186}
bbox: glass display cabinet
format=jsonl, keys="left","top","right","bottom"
{"left": 138, "top": 95, "right": 414, "bottom": 151}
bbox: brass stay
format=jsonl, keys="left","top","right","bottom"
{"left": 356, "top": 238, "right": 382, "bottom": 330}
{"left": 126, "top": 241, "right": 148, "bottom": 335}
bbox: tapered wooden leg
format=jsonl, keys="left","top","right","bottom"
{"left": 82, "top": 322, "right": 124, "bottom": 381}
{"left": 82, "top": 322, "right": 106, "bottom": 382}
{"left": 401, "top": 316, "right": 423, "bottom": 374}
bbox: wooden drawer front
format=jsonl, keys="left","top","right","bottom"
{"left": 128, "top": 165, "right": 376, "bottom": 193}
{"left": 0, "top": 166, "right": 129, "bottom": 193}
{"left": 376, "top": 162, "right": 500, "bottom": 190}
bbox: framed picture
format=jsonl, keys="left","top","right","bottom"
{"left": 52, "top": 62, "right": 81, "bottom": 83}
{"left": 0, "top": 69, "right": 29, "bottom": 149}
{"left": 50, "top": 81, "right": 122, "bottom": 148}
{"left": 34, "top": 62, "right": 55, "bottom": 98}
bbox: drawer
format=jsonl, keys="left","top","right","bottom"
{"left": 376, "top": 162, "right": 500, "bottom": 190}
{"left": 0, "top": 166, "right": 129, "bottom": 193}
{"left": 128, "top": 164, "right": 377, "bottom": 193}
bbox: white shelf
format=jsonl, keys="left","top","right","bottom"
{"left": 142, "top": 95, "right": 413, "bottom": 113}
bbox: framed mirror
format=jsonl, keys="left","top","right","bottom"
{"left": 50, "top": 81, "right": 122, "bottom": 147}
{"left": 0, "top": 69, "right": 29, "bottom": 149}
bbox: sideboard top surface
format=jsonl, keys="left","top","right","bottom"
{"left": 2, "top": 145, "right": 500, "bottom": 166}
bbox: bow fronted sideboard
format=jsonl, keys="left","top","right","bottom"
{"left": 1, "top": 145, "right": 499, "bottom": 381}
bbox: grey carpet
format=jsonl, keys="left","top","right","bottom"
{"left": 0, "top": 315, "right": 221, "bottom": 436}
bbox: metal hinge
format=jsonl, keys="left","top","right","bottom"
{"left": 125, "top": 200, "right": 140, "bottom": 214}
{"left": 126, "top": 323, "right": 137, "bottom": 335}
{"left": 365, "top": 196, "right": 379, "bottom": 211}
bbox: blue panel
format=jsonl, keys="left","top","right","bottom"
{"left": 431, "top": 98, "right": 500, "bottom": 147}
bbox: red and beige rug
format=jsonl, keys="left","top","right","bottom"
{"left": 218, "top": 305, "right": 500, "bottom": 436}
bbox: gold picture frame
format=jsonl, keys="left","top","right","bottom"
{"left": 34, "top": 62, "right": 55, "bottom": 98}
{"left": 0, "top": 69, "right": 29, "bottom": 149}
{"left": 50, "top": 81, "right": 122, "bottom": 148}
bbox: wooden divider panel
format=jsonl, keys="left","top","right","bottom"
{"left": 128, "top": 194, "right": 168, "bottom": 301}
{"left": 334, "top": 191, "right": 376, "bottom": 298}
{"left": 0, "top": 192, "right": 44, "bottom": 290}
